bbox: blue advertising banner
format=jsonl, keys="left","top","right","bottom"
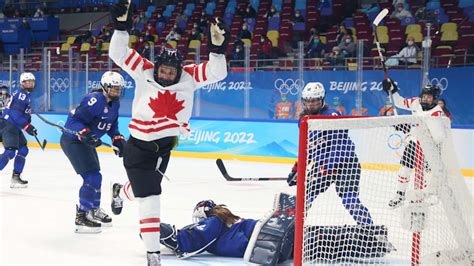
{"left": 1, "top": 67, "right": 473, "bottom": 126}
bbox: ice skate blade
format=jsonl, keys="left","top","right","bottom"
{"left": 10, "top": 183, "right": 28, "bottom": 189}
{"left": 74, "top": 225, "right": 102, "bottom": 234}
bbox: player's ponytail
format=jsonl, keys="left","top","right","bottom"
{"left": 208, "top": 204, "right": 241, "bottom": 226}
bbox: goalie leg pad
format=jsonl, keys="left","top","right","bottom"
{"left": 244, "top": 193, "right": 296, "bottom": 265}
{"left": 160, "top": 223, "right": 178, "bottom": 251}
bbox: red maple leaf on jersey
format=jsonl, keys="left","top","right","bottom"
{"left": 148, "top": 90, "right": 185, "bottom": 120}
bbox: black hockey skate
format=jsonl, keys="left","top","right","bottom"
{"left": 75, "top": 205, "right": 101, "bottom": 234}
{"left": 89, "top": 208, "right": 112, "bottom": 227}
{"left": 388, "top": 191, "right": 406, "bottom": 208}
{"left": 147, "top": 251, "right": 161, "bottom": 266}
{"left": 10, "top": 171, "right": 28, "bottom": 188}
{"left": 111, "top": 183, "right": 123, "bottom": 215}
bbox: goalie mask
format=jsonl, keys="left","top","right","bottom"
{"left": 20, "top": 72, "right": 36, "bottom": 92}
{"left": 419, "top": 84, "right": 440, "bottom": 111}
{"left": 302, "top": 82, "right": 325, "bottom": 115}
{"left": 192, "top": 200, "right": 216, "bottom": 223}
{"left": 154, "top": 47, "right": 183, "bottom": 87}
{"left": 100, "top": 71, "right": 125, "bottom": 102}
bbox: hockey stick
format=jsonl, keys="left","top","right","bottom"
{"left": 216, "top": 159, "right": 287, "bottom": 181}
{"left": 373, "top": 8, "right": 398, "bottom": 115}
{"left": 33, "top": 134, "right": 47, "bottom": 150}
{"left": 34, "top": 112, "right": 118, "bottom": 151}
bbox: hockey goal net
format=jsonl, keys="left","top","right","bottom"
{"left": 294, "top": 115, "right": 473, "bottom": 265}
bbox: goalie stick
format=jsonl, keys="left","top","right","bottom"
{"left": 372, "top": 8, "right": 398, "bottom": 115}
{"left": 216, "top": 159, "right": 287, "bottom": 181}
{"left": 34, "top": 112, "right": 118, "bottom": 151}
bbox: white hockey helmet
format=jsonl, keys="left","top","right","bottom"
{"left": 302, "top": 82, "right": 325, "bottom": 101}
{"left": 100, "top": 71, "right": 125, "bottom": 101}
{"left": 20, "top": 72, "right": 36, "bottom": 91}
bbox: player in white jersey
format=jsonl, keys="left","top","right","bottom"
{"left": 109, "top": 1, "right": 229, "bottom": 265}
{"left": 382, "top": 78, "right": 445, "bottom": 208}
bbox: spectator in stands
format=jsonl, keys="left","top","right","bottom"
{"left": 241, "top": 4, "right": 256, "bottom": 19}
{"left": 234, "top": 38, "right": 245, "bottom": 49}
{"left": 144, "top": 30, "right": 154, "bottom": 43}
{"left": 379, "top": 97, "right": 395, "bottom": 116}
{"left": 138, "top": 12, "right": 148, "bottom": 24}
{"left": 20, "top": 17, "right": 31, "bottom": 30}
{"left": 130, "top": 26, "right": 140, "bottom": 36}
{"left": 75, "top": 31, "right": 93, "bottom": 45}
{"left": 198, "top": 17, "right": 208, "bottom": 34}
{"left": 134, "top": 36, "right": 146, "bottom": 54}
{"left": 141, "top": 42, "right": 152, "bottom": 60}
{"left": 2, "top": 4, "right": 15, "bottom": 18}
{"left": 326, "top": 46, "right": 345, "bottom": 67}
{"left": 96, "top": 39, "right": 104, "bottom": 53}
{"left": 146, "top": 23, "right": 157, "bottom": 35}
{"left": 165, "top": 29, "right": 180, "bottom": 42}
{"left": 156, "top": 13, "right": 166, "bottom": 25}
{"left": 230, "top": 44, "right": 245, "bottom": 68}
{"left": 238, "top": 23, "right": 252, "bottom": 40}
{"left": 172, "top": 23, "right": 183, "bottom": 35}
{"left": 265, "top": 5, "right": 279, "bottom": 19}
{"left": 305, "top": 30, "right": 326, "bottom": 58}
{"left": 336, "top": 25, "right": 351, "bottom": 45}
{"left": 338, "top": 34, "right": 356, "bottom": 57}
{"left": 438, "top": 99, "right": 452, "bottom": 120}
{"left": 390, "top": 3, "right": 412, "bottom": 21}
{"left": 386, "top": 36, "right": 419, "bottom": 66}
{"left": 351, "top": 105, "right": 368, "bottom": 116}
{"left": 292, "top": 10, "right": 305, "bottom": 24}
{"left": 257, "top": 35, "right": 273, "bottom": 67}
{"left": 34, "top": 7, "right": 44, "bottom": 17}
{"left": 103, "top": 30, "right": 112, "bottom": 42}
{"left": 190, "top": 27, "right": 201, "bottom": 41}
{"left": 332, "top": 97, "right": 346, "bottom": 115}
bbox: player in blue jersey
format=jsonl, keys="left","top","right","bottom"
{"left": 287, "top": 82, "right": 373, "bottom": 225}
{"left": 158, "top": 193, "right": 296, "bottom": 264}
{"left": 60, "top": 71, "right": 127, "bottom": 234}
{"left": 0, "top": 72, "right": 39, "bottom": 188}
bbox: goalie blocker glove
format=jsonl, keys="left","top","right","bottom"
{"left": 110, "top": 0, "right": 133, "bottom": 31}
{"left": 207, "top": 17, "right": 230, "bottom": 54}
{"left": 382, "top": 78, "right": 398, "bottom": 95}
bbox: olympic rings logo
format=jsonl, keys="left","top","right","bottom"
{"left": 50, "top": 78, "right": 70, "bottom": 92}
{"left": 387, "top": 133, "right": 403, "bottom": 150}
{"left": 56, "top": 120, "right": 65, "bottom": 134}
{"left": 274, "top": 78, "right": 305, "bottom": 96}
{"left": 429, "top": 77, "right": 448, "bottom": 95}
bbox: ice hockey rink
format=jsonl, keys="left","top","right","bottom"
{"left": 0, "top": 147, "right": 472, "bottom": 266}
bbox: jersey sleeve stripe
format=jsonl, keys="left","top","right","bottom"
{"left": 131, "top": 54, "right": 143, "bottom": 71}
{"left": 124, "top": 49, "right": 137, "bottom": 66}
{"left": 201, "top": 62, "right": 208, "bottom": 81}
{"left": 140, "top": 218, "right": 161, "bottom": 224}
{"left": 194, "top": 65, "right": 200, "bottom": 82}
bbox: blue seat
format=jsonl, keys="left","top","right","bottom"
{"left": 146, "top": 6, "right": 156, "bottom": 13}
{"left": 343, "top": 18, "right": 354, "bottom": 28}
{"left": 293, "top": 22, "right": 305, "bottom": 31}
{"left": 185, "top": 3, "right": 195, "bottom": 10}
{"left": 458, "top": 0, "right": 474, "bottom": 8}
{"left": 401, "top": 16, "right": 416, "bottom": 26}
{"left": 426, "top": 1, "right": 441, "bottom": 10}
{"left": 268, "top": 17, "right": 280, "bottom": 31}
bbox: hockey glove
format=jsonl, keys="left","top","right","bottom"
{"left": 160, "top": 223, "right": 179, "bottom": 251}
{"left": 23, "top": 124, "right": 37, "bottom": 136}
{"left": 207, "top": 17, "right": 230, "bottom": 54}
{"left": 110, "top": 0, "right": 133, "bottom": 31}
{"left": 78, "top": 128, "right": 102, "bottom": 148}
{"left": 382, "top": 78, "right": 398, "bottom": 95}
{"left": 287, "top": 162, "right": 298, "bottom": 186}
{"left": 112, "top": 134, "right": 126, "bottom": 157}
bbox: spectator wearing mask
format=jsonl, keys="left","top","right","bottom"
{"left": 390, "top": 3, "right": 412, "bottom": 21}
{"left": 145, "top": 23, "right": 157, "bottom": 35}
{"left": 141, "top": 42, "right": 152, "bottom": 60}
{"left": 292, "top": 10, "right": 305, "bottom": 24}
{"left": 386, "top": 36, "right": 419, "bottom": 66}
{"left": 326, "top": 46, "right": 345, "bottom": 67}
{"left": 265, "top": 5, "right": 279, "bottom": 19}
{"left": 134, "top": 36, "right": 146, "bottom": 54}
{"left": 190, "top": 27, "right": 201, "bottom": 40}
{"left": 238, "top": 23, "right": 252, "bottom": 40}
{"left": 257, "top": 35, "right": 273, "bottom": 67}
{"left": 336, "top": 24, "right": 352, "bottom": 45}
{"left": 242, "top": 4, "right": 256, "bottom": 19}
{"left": 338, "top": 34, "right": 356, "bottom": 57}
{"left": 145, "top": 30, "right": 155, "bottom": 43}
{"left": 230, "top": 45, "right": 245, "bottom": 67}
{"left": 165, "top": 30, "right": 180, "bottom": 42}
{"left": 306, "top": 29, "right": 326, "bottom": 58}
{"left": 34, "top": 7, "right": 44, "bottom": 17}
